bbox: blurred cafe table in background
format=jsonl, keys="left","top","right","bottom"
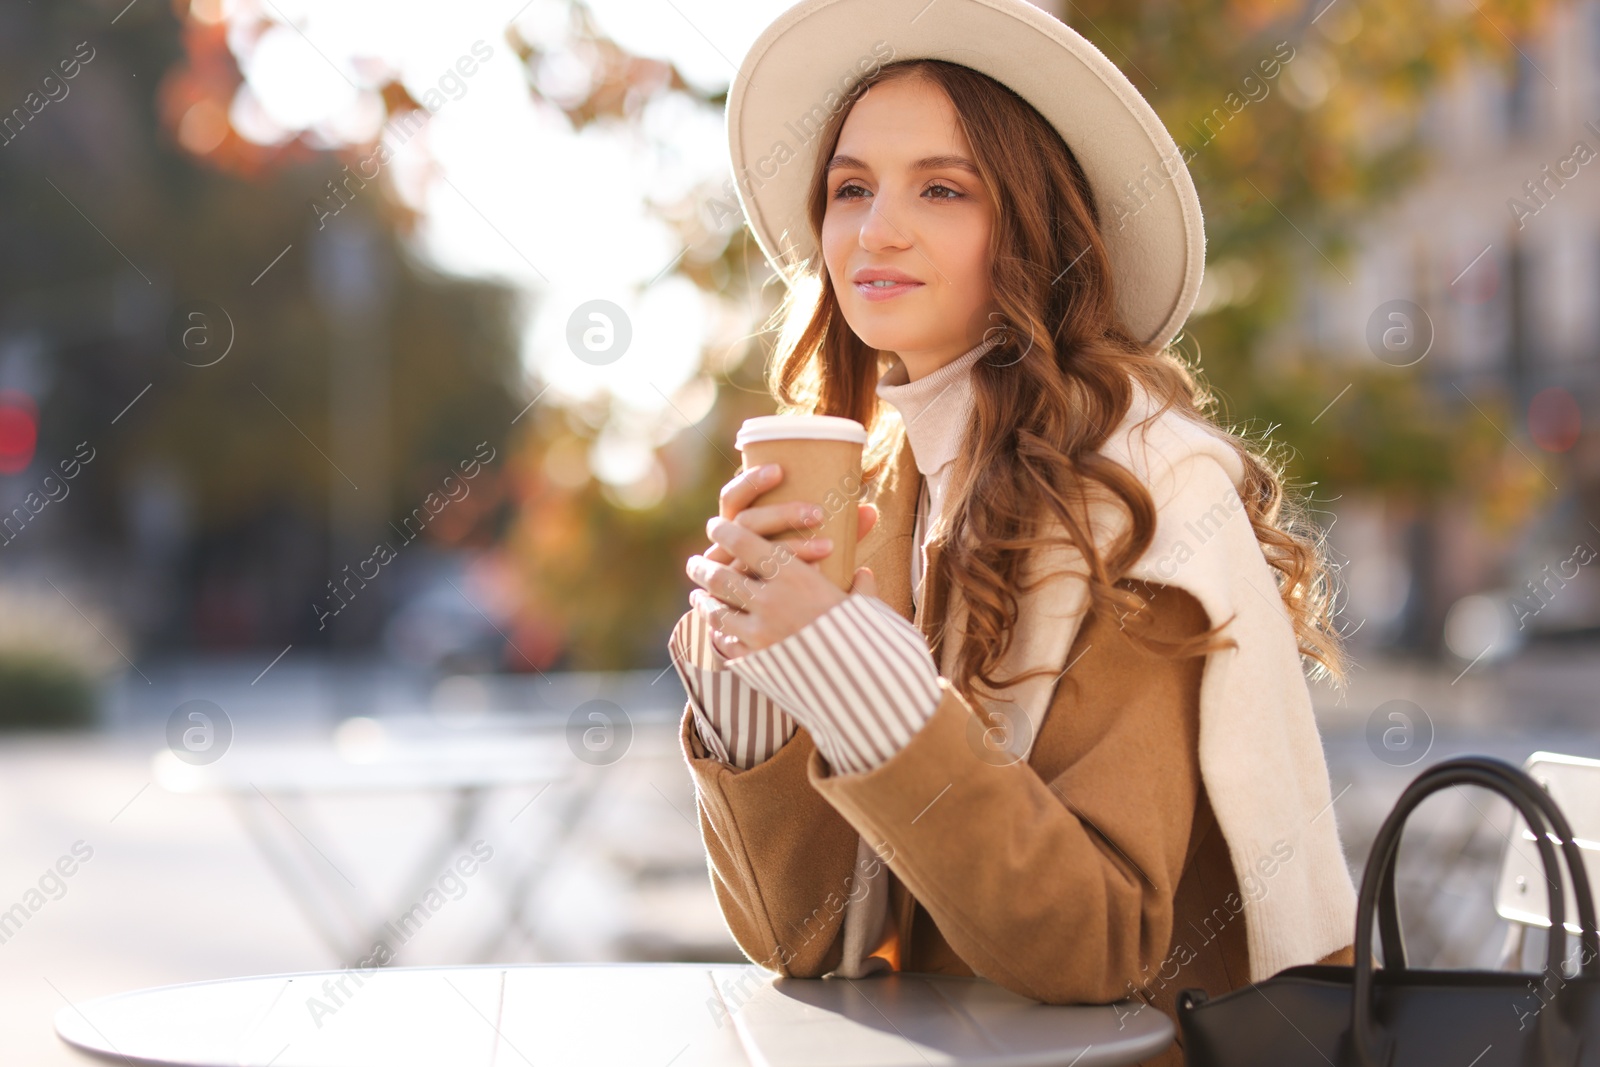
{"left": 151, "top": 712, "right": 595, "bottom": 966}
{"left": 55, "top": 962, "right": 1174, "bottom": 1066}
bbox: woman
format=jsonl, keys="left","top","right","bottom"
{"left": 670, "top": 1, "right": 1358, "bottom": 1060}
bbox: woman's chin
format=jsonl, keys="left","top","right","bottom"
{"left": 840, "top": 316, "right": 931, "bottom": 357}
{"left": 859, "top": 335, "right": 916, "bottom": 357}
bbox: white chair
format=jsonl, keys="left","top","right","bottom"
{"left": 1492, "top": 751, "right": 1600, "bottom": 971}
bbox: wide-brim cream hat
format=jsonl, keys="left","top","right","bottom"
{"left": 726, "top": 0, "right": 1206, "bottom": 353}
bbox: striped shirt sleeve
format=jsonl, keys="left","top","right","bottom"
{"left": 725, "top": 593, "right": 942, "bottom": 777}
{"left": 667, "top": 607, "right": 799, "bottom": 769}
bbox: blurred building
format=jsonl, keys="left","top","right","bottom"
{"left": 1280, "top": 0, "right": 1600, "bottom": 659}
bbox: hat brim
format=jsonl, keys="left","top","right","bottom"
{"left": 726, "top": 0, "right": 1205, "bottom": 353}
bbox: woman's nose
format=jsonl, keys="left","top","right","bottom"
{"left": 858, "top": 194, "right": 912, "bottom": 253}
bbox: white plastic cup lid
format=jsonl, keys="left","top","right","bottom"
{"left": 736, "top": 414, "right": 868, "bottom": 449}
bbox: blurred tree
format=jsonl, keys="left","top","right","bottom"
{"left": 0, "top": 2, "right": 522, "bottom": 656}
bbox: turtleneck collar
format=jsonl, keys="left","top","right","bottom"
{"left": 874, "top": 334, "right": 1002, "bottom": 477}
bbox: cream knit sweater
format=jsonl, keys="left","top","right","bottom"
{"left": 874, "top": 334, "right": 1005, "bottom": 617}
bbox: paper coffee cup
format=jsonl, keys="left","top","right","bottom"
{"left": 735, "top": 415, "right": 868, "bottom": 592}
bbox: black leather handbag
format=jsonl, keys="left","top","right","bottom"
{"left": 1175, "top": 754, "right": 1600, "bottom": 1066}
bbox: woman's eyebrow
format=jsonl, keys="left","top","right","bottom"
{"left": 911, "top": 153, "right": 979, "bottom": 175}
{"left": 825, "top": 153, "right": 980, "bottom": 175}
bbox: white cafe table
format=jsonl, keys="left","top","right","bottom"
{"left": 56, "top": 962, "right": 1174, "bottom": 1067}
{"left": 151, "top": 716, "right": 589, "bottom": 965}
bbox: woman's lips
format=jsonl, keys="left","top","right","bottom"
{"left": 854, "top": 280, "right": 924, "bottom": 302}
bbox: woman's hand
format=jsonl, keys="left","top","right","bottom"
{"left": 688, "top": 463, "right": 878, "bottom": 658}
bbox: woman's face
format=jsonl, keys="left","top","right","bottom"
{"left": 821, "top": 75, "right": 997, "bottom": 383}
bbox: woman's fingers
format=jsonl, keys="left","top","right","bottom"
{"left": 696, "top": 463, "right": 858, "bottom": 583}
{"left": 705, "top": 516, "right": 833, "bottom": 581}
{"left": 704, "top": 529, "right": 834, "bottom": 568}
{"left": 692, "top": 591, "right": 761, "bottom": 656}
{"left": 718, "top": 463, "right": 782, "bottom": 521}
{"left": 686, "top": 553, "right": 761, "bottom": 612}
{"left": 689, "top": 516, "right": 850, "bottom": 656}
{"left": 735, "top": 499, "right": 826, "bottom": 537}
{"left": 710, "top": 462, "right": 873, "bottom": 564}
{"left": 708, "top": 627, "right": 747, "bottom": 659}
{"left": 858, "top": 502, "right": 878, "bottom": 541}
{"left": 690, "top": 588, "right": 738, "bottom": 634}
{"left": 686, "top": 477, "right": 872, "bottom": 651}
{"left": 688, "top": 523, "right": 831, "bottom": 615}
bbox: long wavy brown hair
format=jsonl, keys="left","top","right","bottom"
{"left": 761, "top": 58, "right": 1349, "bottom": 710}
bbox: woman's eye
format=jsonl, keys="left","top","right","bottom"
{"left": 831, "top": 180, "right": 963, "bottom": 201}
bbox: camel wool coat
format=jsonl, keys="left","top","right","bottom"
{"left": 675, "top": 413, "right": 1356, "bottom": 1067}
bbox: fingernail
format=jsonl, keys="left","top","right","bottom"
{"left": 813, "top": 537, "right": 833, "bottom": 551}
{"left": 762, "top": 464, "right": 779, "bottom": 480}
{"left": 807, "top": 506, "right": 823, "bottom": 521}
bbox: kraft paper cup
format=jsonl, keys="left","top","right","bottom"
{"left": 735, "top": 415, "right": 868, "bottom": 592}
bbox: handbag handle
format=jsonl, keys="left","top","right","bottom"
{"left": 1352, "top": 757, "right": 1593, "bottom": 1067}
{"left": 1370, "top": 755, "right": 1600, "bottom": 973}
